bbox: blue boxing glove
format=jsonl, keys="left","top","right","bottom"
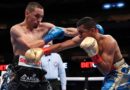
{"left": 96, "top": 24, "right": 104, "bottom": 34}
{"left": 43, "top": 27, "right": 64, "bottom": 44}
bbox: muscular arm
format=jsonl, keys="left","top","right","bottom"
{"left": 48, "top": 35, "right": 82, "bottom": 52}
{"left": 97, "top": 37, "right": 116, "bottom": 75}
{"left": 63, "top": 27, "right": 79, "bottom": 37}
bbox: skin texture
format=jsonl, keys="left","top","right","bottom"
{"left": 10, "top": 2, "right": 78, "bottom": 56}
{"left": 48, "top": 24, "right": 123, "bottom": 75}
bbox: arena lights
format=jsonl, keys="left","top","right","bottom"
{"left": 102, "top": 2, "right": 125, "bottom": 10}
{"left": 116, "top": 2, "right": 125, "bottom": 8}
{"left": 103, "top": 3, "right": 111, "bottom": 9}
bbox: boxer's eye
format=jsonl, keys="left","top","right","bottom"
{"left": 35, "top": 14, "right": 43, "bottom": 19}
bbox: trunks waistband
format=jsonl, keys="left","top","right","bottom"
{"left": 112, "top": 58, "right": 125, "bottom": 70}
{"left": 18, "top": 55, "right": 42, "bottom": 69}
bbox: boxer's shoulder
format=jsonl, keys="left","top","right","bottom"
{"left": 10, "top": 24, "right": 23, "bottom": 33}
{"left": 101, "top": 35, "right": 116, "bottom": 43}
{"left": 40, "top": 22, "right": 55, "bottom": 28}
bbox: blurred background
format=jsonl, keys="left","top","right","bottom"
{"left": 0, "top": 0, "right": 130, "bottom": 90}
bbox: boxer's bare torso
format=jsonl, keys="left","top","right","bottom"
{"left": 93, "top": 34, "right": 123, "bottom": 74}
{"left": 10, "top": 22, "right": 54, "bottom": 56}
{"left": 98, "top": 35, "right": 122, "bottom": 63}
{"left": 48, "top": 33, "right": 123, "bottom": 75}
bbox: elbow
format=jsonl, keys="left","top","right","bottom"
{"left": 102, "top": 65, "right": 112, "bottom": 75}
{"left": 26, "top": 41, "right": 45, "bottom": 49}
{"left": 25, "top": 43, "right": 33, "bottom": 49}
{"left": 98, "top": 62, "right": 112, "bottom": 75}
{"left": 25, "top": 43, "right": 37, "bottom": 49}
{"left": 106, "top": 68, "right": 112, "bottom": 75}
{"left": 27, "top": 44, "right": 43, "bottom": 48}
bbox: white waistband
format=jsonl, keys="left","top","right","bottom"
{"left": 18, "top": 55, "right": 42, "bottom": 69}
{"left": 113, "top": 58, "right": 125, "bottom": 69}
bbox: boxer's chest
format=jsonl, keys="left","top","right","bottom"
{"left": 26, "top": 28, "right": 48, "bottom": 40}
{"left": 98, "top": 41, "right": 103, "bottom": 55}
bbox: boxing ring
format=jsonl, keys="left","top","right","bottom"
{"left": 63, "top": 77, "right": 104, "bottom": 90}
{"left": 0, "top": 75, "right": 104, "bottom": 90}
{"left": 61, "top": 77, "right": 104, "bottom": 81}
{"left": 1, "top": 72, "right": 130, "bottom": 90}
{"left": 0, "top": 71, "right": 104, "bottom": 89}
{"left": 1, "top": 65, "right": 130, "bottom": 90}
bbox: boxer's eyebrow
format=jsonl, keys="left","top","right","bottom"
{"left": 35, "top": 14, "right": 43, "bottom": 18}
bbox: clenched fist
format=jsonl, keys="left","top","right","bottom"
{"left": 25, "top": 48, "right": 43, "bottom": 63}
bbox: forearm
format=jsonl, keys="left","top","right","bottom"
{"left": 91, "top": 52, "right": 113, "bottom": 75}
{"left": 64, "top": 27, "right": 79, "bottom": 37}
{"left": 48, "top": 43, "right": 64, "bottom": 52}
{"left": 49, "top": 39, "right": 78, "bottom": 53}
{"left": 94, "top": 57, "right": 112, "bottom": 75}
{"left": 27, "top": 40, "right": 45, "bottom": 48}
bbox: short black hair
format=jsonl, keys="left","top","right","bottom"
{"left": 26, "top": 2, "right": 43, "bottom": 12}
{"left": 77, "top": 17, "right": 97, "bottom": 29}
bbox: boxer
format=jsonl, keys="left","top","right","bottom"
{"left": 7, "top": 2, "right": 79, "bottom": 90}
{"left": 25, "top": 16, "right": 130, "bottom": 90}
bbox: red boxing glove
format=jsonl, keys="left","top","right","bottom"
{"left": 42, "top": 47, "right": 51, "bottom": 55}
{"left": 91, "top": 54, "right": 103, "bottom": 64}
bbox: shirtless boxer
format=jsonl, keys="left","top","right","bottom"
{"left": 10, "top": 2, "right": 79, "bottom": 57}
{"left": 7, "top": 2, "right": 104, "bottom": 90}
{"left": 4, "top": 2, "right": 78, "bottom": 90}
{"left": 27, "top": 16, "right": 130, "bottom": 90}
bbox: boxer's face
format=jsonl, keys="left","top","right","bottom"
{"left": 26, "top": 7, "right": 44, "bottom": 28}
{"left": 77, "top": 25, "right": 92, "bottom": 38}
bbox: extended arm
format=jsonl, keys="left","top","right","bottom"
{"left": 63, "top": 24, "right": 104, "bottom": 37}
{"left": 47, "top": 35, "right": 82, "bottom": 52}
{"left": 43, "top": 24, "right": 104, "bottom": 44}
{"left": 25, "top": 36, "right": 82, "bottom": 61}
{"left": 63, "top": 27, "right": 79, "bottom": 37}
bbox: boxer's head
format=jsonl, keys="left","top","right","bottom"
{"left": 26, "top": 2, "right": 43, "bottom": 12}
{"left": 77, "top": 17, "right": 97, "bottom": 38}
{"left": 25, "top": 2, "right": 44, "bottom": 28}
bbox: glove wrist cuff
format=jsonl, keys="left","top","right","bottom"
{"left": 42, "top": 47, "right": 51, "bottom": 55}
{"left": 91, "top": 54, "right": 103, "bottom": 64}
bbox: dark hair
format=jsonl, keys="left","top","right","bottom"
{"left": 26, "top": 2, "right": 43, "bottom": 12}
{"left": 77, "top": 17, "right": 97, "bottom": 29}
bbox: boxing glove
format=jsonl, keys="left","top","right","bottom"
{"left": 25, "top": 48, "right": 43, "bottom": 63}
{"left": 96, "top": 24, "right": 104, "bottom": 34}
{"left": 80, "top": 37, "right": 103, "bottom": 64}
{"left": 25, "top": 47, "right": 51, "bottom": 62}
{"left": 43, "top": 26, "right": 64, "bottom": 44}
{"left": 80, "top": 37, "right": 99, "bottom": 57}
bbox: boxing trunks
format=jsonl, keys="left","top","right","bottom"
{"left": 101, "top": 58, "right": 130, "bottom": 90}
{"left": 1, "top": 55, "right": 51, "bottom": 90}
